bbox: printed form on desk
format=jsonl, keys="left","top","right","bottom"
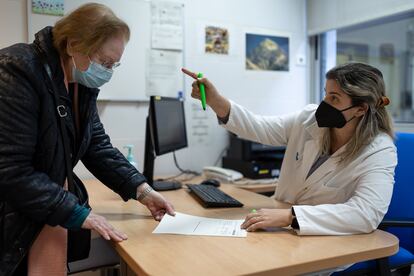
{"left": 153, "top": 212, "right": 247, "bottom": 237}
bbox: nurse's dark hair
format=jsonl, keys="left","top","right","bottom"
{"left": 321, "top": 62, "right": 394, "bottom": 163}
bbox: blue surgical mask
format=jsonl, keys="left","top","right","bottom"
{"left": 71, "top": 56, "right": 113, "bottom": 88}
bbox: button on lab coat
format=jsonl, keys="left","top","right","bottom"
{"left": 222, "top": 102, "right": 397, "bottom": 235}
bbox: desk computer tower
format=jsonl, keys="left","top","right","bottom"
{"left": 222, "top": 134, "right": 285, "bottom": 179}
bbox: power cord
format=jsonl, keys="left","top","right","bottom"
{"left": 156, "top": 172, "right": 199, "bottom": 182}
{"left": 213, "top": 146, "right": 228, "bottom": 166}
{"left": 173, "top": 151, "right": 201, "bottom": 176}
{"left": 158, "top": 172, "right": 185, "bottom": 181}
{"left": 165, "top": 147, "right": 228, "bottom": 182}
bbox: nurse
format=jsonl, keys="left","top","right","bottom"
{"left": 184, "top": 62, "right": 396, "bottom": 235}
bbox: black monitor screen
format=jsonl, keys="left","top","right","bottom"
{"left": 149, "top": 96, "right": 188, "bottom": 155}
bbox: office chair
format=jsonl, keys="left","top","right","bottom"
{"left": 68, "top": 236, "right": 120, "bottom": 275}
{"left": 334, "top": 132, "right": 414, "bottom": 276}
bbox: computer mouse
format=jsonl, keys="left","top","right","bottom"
{"left": 200, "top": 178, "right": 220, "bottom": 187}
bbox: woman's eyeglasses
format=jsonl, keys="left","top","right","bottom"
{"left": 92, "top": 52, "right": 121, "bottom": 70}
{"left": 100, "top": 60, "right": 121, "bottom": 70}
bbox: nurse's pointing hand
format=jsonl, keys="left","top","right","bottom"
{"left": 181, "top": 68, "right": 230, "bottom": 118}
{"left": 181, "top": 68, "right": 220, "bottom": 104}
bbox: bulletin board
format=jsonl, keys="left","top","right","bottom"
{"left": 27, "top": 0, "right": 184, "bottom": 101}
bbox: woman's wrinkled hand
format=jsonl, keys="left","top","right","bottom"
{"left": 137, "top": 184, "right": 175, "bottom": 221}
{"left": 82, "top": 212, "right": 128, "bottom": 242}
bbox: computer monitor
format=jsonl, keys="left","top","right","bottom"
{"left": 143, "top": 96, "right": 188, "bottom": 191}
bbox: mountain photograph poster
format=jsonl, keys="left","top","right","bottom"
{"left": 246, "top": 33, "right": 289, "bottom": 71}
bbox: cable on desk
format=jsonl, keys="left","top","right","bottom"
{"left": 213, "top": 146, "right": 228, "bottom": 166}
{"left": 173, "top": 151, "right": 201, "bottom": 176}
{"left": 157, "top": 172, "right": 185, "bottom": 181}
{"left": 156, "top": 172, "right": 200, "bottom": 182}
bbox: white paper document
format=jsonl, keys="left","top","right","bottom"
{"left": 153, "top": 212, "right": 247, "bottom": 237}
{"left": 146, "top": 49, "right": 183, "bottom": 97}
{"left": 151, "top": 1, "right": 184, "bottom": 50}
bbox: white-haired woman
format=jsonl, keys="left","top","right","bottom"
{"left": 0, "top": 4, "right": 174, "bottom": 275}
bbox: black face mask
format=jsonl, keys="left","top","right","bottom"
{"left": 315, "top": 101, "right": 355, "bottom": 128}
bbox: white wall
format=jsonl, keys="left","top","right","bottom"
{"left": 0, "top": 0, "right": 27, "bottom": 48}
{"left": 0, "top": 0, "right": 308, "bottom": 179}
{"left": 91, "top": 0, "right": 308, "bottom": 179}
{"left": 307, "top": 0, "right": 414, "bottom": 35}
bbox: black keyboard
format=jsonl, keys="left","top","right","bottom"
{"left": 186, "top": 184, "right": 243, "bottom": 208}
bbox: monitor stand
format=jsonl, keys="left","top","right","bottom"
{"left": 152, "top": 181, "right": 182, "bottom": 191}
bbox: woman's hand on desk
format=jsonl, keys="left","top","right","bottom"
{"left": 241, "top": 209, "right": 293, "bottom": 232}
{"left": 82, "top": 212, "right": 128, "bottom": 242}
{"left": 137, "top": 183, "right": 175, "bottom": 221}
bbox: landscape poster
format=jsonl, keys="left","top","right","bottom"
{"left": 246, "top": 33, "right": 289, "bottom": 71}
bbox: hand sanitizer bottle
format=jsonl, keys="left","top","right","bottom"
{"left": 123, "top": 144, "right": 137, "bottom": 169}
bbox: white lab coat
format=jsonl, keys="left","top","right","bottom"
{"left": 222, "top": 101, "right": 397, "bottom": 235}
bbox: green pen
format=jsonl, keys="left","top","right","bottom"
{"left": 197, "top": 72, "right": 207, "bottom": 110}
{"left": 251, "top": 209, "right": 257, "bottom": 213}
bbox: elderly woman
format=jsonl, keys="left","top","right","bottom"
{"left": 0, "top": 3, "right": 174, "bottom": 275}
{"left": 184, "top": 62, "right": 396, "bottom": 236}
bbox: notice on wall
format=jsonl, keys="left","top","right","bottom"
{"left": 151, "top": 1, "right": 184, "bottom": 50}
{"left": 146, "top": 49, "right": 183, "bottom": 97}
{"left": 190, "top": 103, "right": 210, "bottom": 145}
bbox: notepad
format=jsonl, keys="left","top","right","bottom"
{"left": 153, "top": 212, "right": 247, "bottom": 237}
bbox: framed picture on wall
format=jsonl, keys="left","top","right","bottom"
{"left": 205, "top": 26, "right": 229, "bottom": 55}
{"left": 245, "top": 33, "right": 289, "bottom": 71}
{"left": 32, "top": 0, "right": 64, "bottom": 16}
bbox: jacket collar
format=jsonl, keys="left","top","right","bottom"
{"left": 33, "top": 27, "right": 64, "bottom": 85}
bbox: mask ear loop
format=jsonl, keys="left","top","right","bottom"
{"left": 346, "top": 115, "right": 356, "bottom": 124}
{"left": 67, "top": 40, "right": 78, "bottom": 69}
{"left": 340, "top": 104, "right": 357, "bottom": 112}
{"left": 340, "top": 104, "right": 359, "bottom": 124}
{"left": 72, "top": 54, "right": 92, "bottom": 72}
{"left": 71, "top": 56, "right": 78, "bottom": 70}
